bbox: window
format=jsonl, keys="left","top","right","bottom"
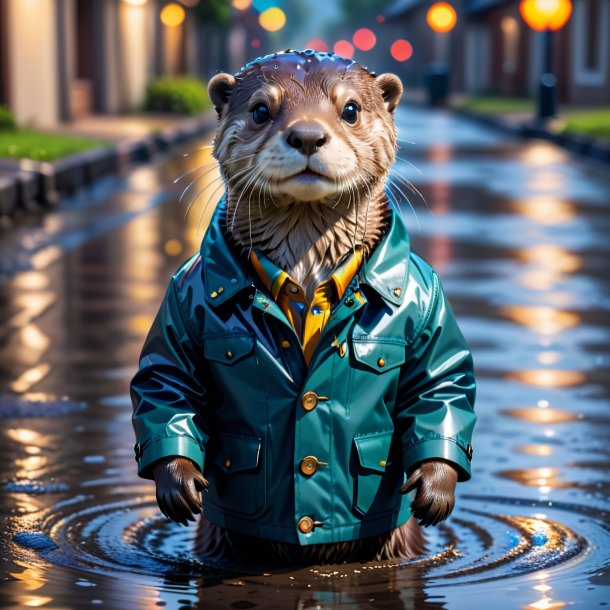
{"left": 572, "top": 0, "right": 609, "bottom": 86}
{"left": 501, "top": 16, "right": 519, "bottom": 75}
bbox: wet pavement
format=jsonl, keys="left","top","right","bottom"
{"left": 0, "top": 105, "right": 609, "bottom": 609}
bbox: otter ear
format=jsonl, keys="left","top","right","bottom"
{"left": 376, "top": 73, "right": 403, "bottom": 113}
{"left": 208, "top": 73, "right": 236, "bottom": 116}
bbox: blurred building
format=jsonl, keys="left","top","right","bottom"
{"left": 464, "top": 0, "right": 610, "bottom": 105}
{"left": 384, "top": 0, "right": 468, "bottom": 92}
{"left": 384, "top": 0, "right": 610, "bottom": 105}
{"left": 0, "top": 0, "right": 202, "bottom": 127}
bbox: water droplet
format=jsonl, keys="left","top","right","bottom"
{"left": 532, "top": 532, "right": 548, "bottom": 546}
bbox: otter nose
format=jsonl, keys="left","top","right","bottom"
{"left": 287, "top": 122, "right": 328, "bottom": 155}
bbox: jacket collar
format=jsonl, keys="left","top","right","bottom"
{"left": 200, "top": 194, "right": 410, "bottom": 307}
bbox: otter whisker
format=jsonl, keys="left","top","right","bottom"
{"left": 183, "top": 175, "right": 225, "bottom": 222}
{"left": 184, "top": 165, "right": 253, "bottom": 222}
{"left": 394, "top": 154, "right": 423, "bottom": 176}
{"left": 387, "top": 176, "right": 421, "bottom": 235}
{"left": 390, "top": 170, "right": 433, "bottom": 216}
{"left": 173, "top": 152, "right": 258, "bottom": 184}
{"left": 179, "top": 164, "right": 224, "bottom": 205}
{"left": 230, "top": 169, "right": 260, "bottom": 232}
{"left": 195, "top": 179, "right": 226, "bottom": 236}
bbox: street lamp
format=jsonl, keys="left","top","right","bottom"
{"left": 519, "top": 0, "right": 572, "bottom": 120}
{"left": 425, "top": 2, "right": 458, "bottom": 106}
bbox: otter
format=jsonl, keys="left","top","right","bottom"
{"left": 133, "top": 49, "right": 475, "bottom": 566}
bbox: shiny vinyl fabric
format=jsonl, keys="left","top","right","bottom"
{"left": 130, "top": 196, "right": 476, "bottom": 546}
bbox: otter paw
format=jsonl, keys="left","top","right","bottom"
{"left": 151, "top": 457, "right": 207, "bottom": 526}
{"left": 401, "top": 459, "right": 458, "bottom": 527}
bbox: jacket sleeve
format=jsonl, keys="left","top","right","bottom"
{"left": 130, "top": 276, "right": 209, "bottom": 480}
{"left": 395, "top": 270, "right": 476, "bottom": 482}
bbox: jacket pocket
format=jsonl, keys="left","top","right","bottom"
{"left": 204, "top": 331, "right": 255, "bottom": 365}
{"left": 352, "top": 430, "right": 393, "bottom": 517}
{"left": 209, "top": 432, "right": 266, "bottom": 517}
{"left": 351, "top": 337, "right": 406, "bottom": 373}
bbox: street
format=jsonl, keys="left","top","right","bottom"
{"left": 0, "top": 104, "right": 608, "bottom": 609}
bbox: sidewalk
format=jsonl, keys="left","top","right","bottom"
{"left": 0, "top": 110, "right": 217, "bottom": 221}
{"left": 402, "top": 88, "right": 610, "bottom": 164}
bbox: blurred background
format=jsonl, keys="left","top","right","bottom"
{"left": 0, "top": 2, "right": 609, "bottom": 610}
{"left": 0, "top": 0, "right": 609, "bottom": 130}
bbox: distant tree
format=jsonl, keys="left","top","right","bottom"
{"left": 339, "top": 0, "right": 395, "bottom": 27}
{"left": 191, "top": 0, "right": 231, "bottom": 27}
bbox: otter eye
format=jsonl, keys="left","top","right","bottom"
{"left": 341, "top": 102, "right": 359, "bottom": 124}
{"left": 251, "top": 102, "right": 270, "bottom": 124}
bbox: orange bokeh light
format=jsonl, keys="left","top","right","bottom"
{"left": 520, "top": 0, "right": 572, "bottom": 31}
{"left": 426, "top": 2, "right": 457, "bottom": 33}
{"left": 333, "top": 40, "right": 354, "bottom": 59}
{"left": 160, "top": 2, "right": 185, "bottom": 27}
{"left": 376, "top": 14, "right": 385, "bottom": 23}
{"left": 305, "top": 38, "right": 329, "bottom": 52}
{"left": 258, "top": 7, "right": 286, "bottom": 32}
{"left": 390, "top": 39, "right": 413, "bottom": 62}
{"left": 353, "top": 28, "right": 376, "bottom": 51}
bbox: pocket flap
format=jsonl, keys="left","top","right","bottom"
{"left": 354, "top": 430, "right": 393, "bottom": 473}
{"left": 204, "top": 332, "right": 255, "bottom": 365}
{"left": 214, "top": 433, "right": 262, "bottom": 473}
{"left": 352, "top": 338, "right": 406, "bottom": 373}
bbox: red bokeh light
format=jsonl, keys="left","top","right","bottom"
{"left": 305, "top": 38, "right": 329, "bottom": 52}
{"left": 333, "top": 40, "right": 354, "bottom": 59}
{"left": 353, "top": 28, "right": 376, "bottom": 51}
{"left": 377, "top": 14, "right": 385, "bottom": 23}
{"left": 390, "top": 39, "right": 413, "bottom": 62}
{"left": 251, "top": 38, "right": 260, "bottom": 48}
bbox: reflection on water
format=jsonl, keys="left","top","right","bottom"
{"left": 498, "top": 466, "right": 574, "bottom": 490}
{"left": 502, "top": 306, "right": 581, "bottom": 336}
{"left": 512, "top": 198, "right": 576, "bottom": 225}
{"left": 501, "top": 407, "right": 580, "bottom": 424}
{"left": 505, "top": 369, "right": 587, "bottom": 388}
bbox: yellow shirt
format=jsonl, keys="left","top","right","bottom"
{"left": 249, "top": 249, "right": 364, "bottom": 364}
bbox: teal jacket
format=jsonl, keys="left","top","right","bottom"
{"left": 131, "top": 197, "right": 476, "bottom": 545}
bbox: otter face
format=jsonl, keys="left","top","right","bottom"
{"left": 208, "top": 50, "right": 402, "bottom": 206}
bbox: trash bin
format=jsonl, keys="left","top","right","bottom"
{"left": 424, "top": 62, "right": 451, "bottom": 107}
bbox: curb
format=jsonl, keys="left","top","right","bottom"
{"left": 0, "top": 111, "right": 217, "bottom": 220}
{"left": 449, "top": 106, "right": 610, "bottom": 164}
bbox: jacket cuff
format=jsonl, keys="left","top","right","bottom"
{"left": 403, "top": 437, "right": 473, "bottom": 482}
{"left": 135, "top": 436, "right": 205, "bottom": 480}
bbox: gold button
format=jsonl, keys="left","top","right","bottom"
{"left": 300, "top": 456, "right": 319, "bottom": 476}
{"left": 281, "top": 340, "right": 290, "bottom": 349}
{"left": 297, "top": 516, "right": 314, "bottom": 534}
{"left": 217, "top": 286, "right": 224, "bottom": 294}
{"left": 301, "top": 391, "right": 319, "bottom": 411}
{"left": 379, "top": 460, "right": 387, "bottom": 468}
{"left": 377, "top": 358, "right": 386, "bottom": 368}
{"left": 339, "top": 342, "right": 347, "bottom": 358}
{"left": 210, "top": 291, "right": 218, "bottom": 298}
{"left": 393, "top": 287, "right": 402, "bottom": 297}
{"left": 225, "top": 459, "right": 231, "bottom": 468}
{"left": 226, "top": 351, "right": 233, "bottom": 360}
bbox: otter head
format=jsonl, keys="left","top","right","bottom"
{"left": 209, "top": 49, "right": 402, "bottom": 205}
{"left": 207, "top": 50, "right": 403, "bottom": 285}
